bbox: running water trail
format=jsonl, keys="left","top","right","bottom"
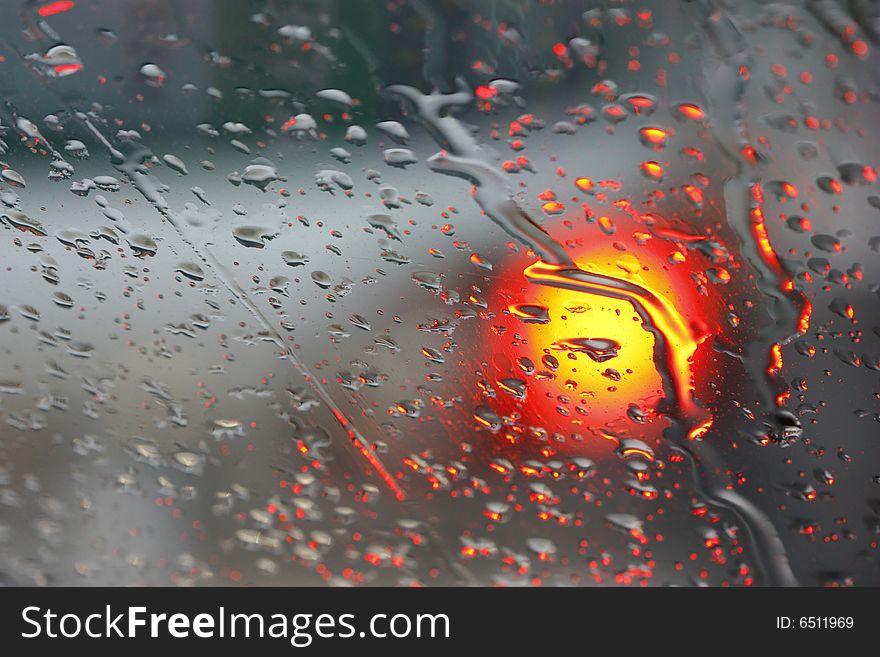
{"left": 386, "top": 79, "right": 798, "bottom": 585}
{"left": 79, "top": 118, "right": 407, "bottom": 502}
{"left": 697, "top": 2, "right": 811, "bottom": 422}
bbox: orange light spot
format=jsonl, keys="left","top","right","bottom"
{"left": 522, "top": 253, "right": 703, "bottom": 424}
{"left": 676, "top": 103, "right": 705, "bottom": 121}
{"left": 475, "top": 85, "right": 496, "bottom": 100}
{"left": 620, "top": 446, "right": 655, "bottom": 461}
{"left": 640, "top": 161, "right": 663, "bottom": 179}
{"left": 626, "top": 95, "right": 654, "bottom": 113}
{"left": 683, "top": 185, "right": 703, "bottom": 206}
{"left": 769, "top": 343, "right": 783, "bottom": 375}
{"left": 38, "top": 1, "right": 74, "bottom": 17}
{"left": 53, "top": 63, "right": 82, "bottom": 75}
{"left": 798, "top": 299, "right": 812, "bottom": 334}
{"left": 575, "top": 177, "right": 593, "bottom": 193}
{"left": 640, "top": 127, "right": 668, "bottom": 146}
{"left": 542, "top": 201, "right": 565, "bottom": 214}
{"left": 688, "top": 417, "right": 714, "bottom": 440}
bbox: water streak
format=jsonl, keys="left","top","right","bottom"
{"left": 387, "top": 78, "right": 798, "bottom": 585}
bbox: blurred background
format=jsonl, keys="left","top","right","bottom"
{"left": 0, "top": 0, "right": 878, "bottom": 586}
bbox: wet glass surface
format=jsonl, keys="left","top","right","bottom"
{"left": 0, "top": 0, "right": 879, "bottom": 586}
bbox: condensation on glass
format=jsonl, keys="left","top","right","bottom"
{"left": 0, "top": 0, "right": 878, "bottom": 586}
